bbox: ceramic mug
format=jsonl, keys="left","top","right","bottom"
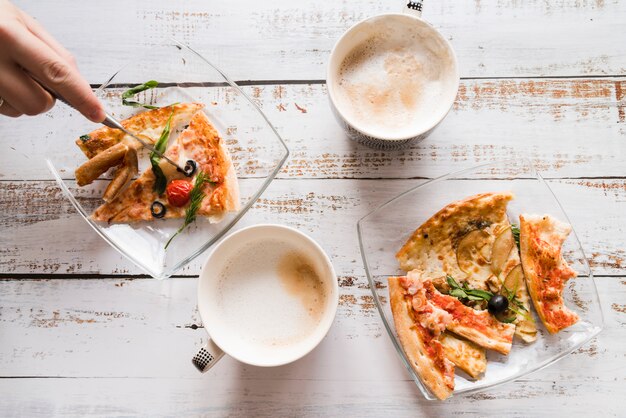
{"left": 327, "top": 1, "right": 459, "bottom": 150}
{"left": 191, "top": 224, "right": 338, "bottom": 372}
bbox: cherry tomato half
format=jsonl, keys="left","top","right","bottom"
{"left": 166, "top": 180, "right": 193, "bottom": 207}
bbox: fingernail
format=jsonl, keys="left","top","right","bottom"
{"left": 89, "top": 107, "right": 105, "bottom": 122}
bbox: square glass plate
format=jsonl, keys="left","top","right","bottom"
{"left": 357, "top": 159, "right": 603, "bottom": 400}
{"left": 47, "top": 40, "right": 289, "bottom": 279}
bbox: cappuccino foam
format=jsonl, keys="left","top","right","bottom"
{"left": 333, "top": 19, "right": 457, "bottom": 139}
{"left": 210, "top": 239, "right": 330, "bottom": 349}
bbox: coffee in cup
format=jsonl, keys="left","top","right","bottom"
{"left": 327, "top": 7, "right": 459, "bottom": 149}
{"left": 192, "top": 225, "right": 338, "bottom": 371}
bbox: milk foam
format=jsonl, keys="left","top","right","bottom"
{"left": 210, "top": 239, "right": 329, "bottom": 349}
{"left": 333, "top": 19, "right": 457, "bottom": 139}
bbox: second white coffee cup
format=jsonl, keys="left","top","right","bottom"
{"left": 327, "top": 1, "right": 459, "bottom": 150}
{"left": 192, "top": 224, "right": 338, "bottom": 371}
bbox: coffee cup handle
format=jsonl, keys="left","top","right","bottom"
{"left": 191, "top": 338, "right": 225, "bottom": 373}
{"left": 403, "top": 0, "right": 424, "bottom": 18}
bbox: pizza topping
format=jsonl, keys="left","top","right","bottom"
{"left": 487, "top": 294, "right": 509, "bottom": 314}
{"left": 166, "top": 180, "right": 193, "bottom": 207}
{"left": 456, "top": 229, "right": 493, "bottom": 281}
{"left": 182, "top": 159, "right": 197, "bottom": 177}
{"left": 510, "top": 223, "right": 521, "bottom": 249}
{"left": 446, "top": 275, "right": 493, "bottom": 302}
{"left": 150, "top": 201, "right": 167, "bottom": 218}
{"left": 490, "top": 227, "right": 515, "bottom": 276}
{"left": 150, "top": 110, "right": 175, "bottom": 195}
{"left": 79, "top": 134, "right": 90, "bottom": 142}
{"left": 122, "top": 80, "right": 160, "bottom": 109}
{"left": 165, "top": 170, "right": 210, "bottom": 249}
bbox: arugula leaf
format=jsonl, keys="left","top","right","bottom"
{"left": 500, "top": 316, "right": 517, "bottom": 323}
{"left": 165, "top": 171, "right": 209, "bottom": 249}
{"left": 446, "top": 275, "right": 493, "bottom": 302}
{"left": 511, "top": 224, "right": 521, "bottom": 250}
{"left": 150, "top": 110, "right": 174, "bottom": 195}
{"left": 121, "top": 80, "right": 159, "bottom": 109}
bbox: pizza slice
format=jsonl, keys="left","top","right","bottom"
{"left": 75, "top": 102, "right": 205, "bottom": 158}
{"left": 396, "top": 192, "right": 514, "bottom": 291}
{"left": 419, "top": 274, "right": 515, "bottom": 355}
{"left": 92, "top": 111, "right": 239, "bottom": 223}
{"left": 492, "top": 226, "right": 537, "bottom": 343}
{"left": 389, "top": 276, "right": 455, "bottom": 400}
{"left": 519, "top": 214, "right": 579, "bottom": 333}
{"left": 440, "top": 333, "right": 486, "bottom": 379}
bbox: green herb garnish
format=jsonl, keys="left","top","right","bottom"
{"left": 165, "top": 171, "right": 210, "bottom": 249}
{"left": 79, "top": 134, "right": 90, "bottom": 142}
{"left": 150, "top": 110, "right": 174, "bottom": 195}
{"left": 511, "top": 224, "right": 521, "bottom": 250}
{"left": 122, "top": 80, "right": 159, "bottom": 109}
{"left": 447, "top": 275, "right": 534, "bottom": 324}
{"left": 446, "top": 275, "right": 494, "bottom": 302}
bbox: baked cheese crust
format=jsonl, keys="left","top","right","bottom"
{"left": 440, "top": 333, "right": 486, "bottom": 379}
{"left": 396, "top": 192, "right": 514, "bottom": 291}
{"left": 76, "top": 103, "right": 205, "bottom": 159}
{"left": 519, "top": 214, "right": 579, "bottom": 334}
{"left": 92, "top": 111, "right": 239, "bottom": 223}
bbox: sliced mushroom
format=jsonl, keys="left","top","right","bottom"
{"left": 75, "top": 142, "right": 129, "bottom": 186}
{"left": 491, "top": 227, "right": 515, "bottom": 276}
{"left": 456, "top": 229, "right": 491, "bottom": 274}
{"left": 102, "top": 147, "right": 138, "bottom": 202}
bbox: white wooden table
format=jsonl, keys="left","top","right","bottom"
{"left": 1, "top": 1, "right": 625, "bottom": 416}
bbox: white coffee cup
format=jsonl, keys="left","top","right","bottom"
{"left": 327, "top": 1, "right": 459, "bottom": 150}
{"left": 192, "top": 224, "right": 338, "bottom": 371}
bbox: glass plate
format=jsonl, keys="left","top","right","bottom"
{"left": 357, "top": 159, "right": 603, "bottom": 400}
{"left": 47, "top": 39, "right": 289, "bottom": 279}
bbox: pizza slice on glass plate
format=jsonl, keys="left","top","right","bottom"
{"left": 519, "top": 214, "right": 579, "bottom": 333}
{"left": 389, "top": 270, "right": 515, "bottom": 400}
{"left": 396, "top": 192, "right": 537, "bottom": 343}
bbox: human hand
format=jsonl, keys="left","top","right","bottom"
{"left": 0, "top": 0, "right": 104, "bottom": 121}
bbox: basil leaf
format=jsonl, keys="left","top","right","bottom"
{"left": 150, "top": 110, "right": 174, "bottom": 195}
{"left": 449, "top": 288, "right": 468, "bottom": 299}
{"left": 79, "top": 134, "right": 90, "bottom": 142}
{"left": 446, "top": 275, "right": 461, "bottom": 290}
{"left": 122, "top": 80, "right": 159, "bottom": 109}
{"left": 464, "top": 288, "right": 493, "bottom": 300}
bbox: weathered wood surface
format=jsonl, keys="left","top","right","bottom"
{"left": 0, "top": 276, "right": 622, "bottom": 417}
{"left": 1, "top": 79, "right": 625, "bottom": 181}
{"left": 14, "top": 0, "right": 626, "bottom": 81}
{"left": 1, "top": 178, "right": 625, "bottom": 276}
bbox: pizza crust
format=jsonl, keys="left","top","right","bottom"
{"left": 440, "top": 333, "right": 486, "bottom": 379}
{"left": 76, "top": 103, "right": 205, "bottom": 158}
{"left": 389, "top": 277, "right": 455, "bottom": 400}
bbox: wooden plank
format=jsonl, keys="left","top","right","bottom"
{"left": 0, "top": 276, "right": 622, "bottom": 416}
{"left": 0, "top": 79, "right": 625, "bottom": 181}
{"left": 1, "top": 178, "right": 625, "bottom": 276}
{"left": 0, "top": 376, "right": 622, "bottom": 417}
{"left": 13, "top": 0, "right": 626, "bottom": 81}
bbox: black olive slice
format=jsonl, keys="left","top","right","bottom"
{"left": 151, "top": 201, "right": 167, "bottom": 218}
{"left": 183, "top": 159, "right": 197, "bottom": 177}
